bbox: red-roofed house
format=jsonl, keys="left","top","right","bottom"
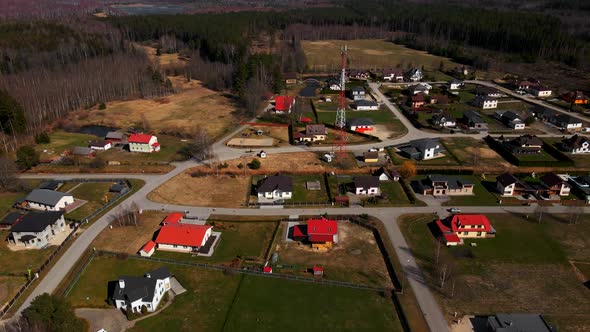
{"left": 161, "top": 212, "right": 184, "bottom": 225}
{"left": 274, "top": 96, "right": 295, "bottom": 114}
{"left": 263, "top": 266, "right": 273, "bottom": 274}
{"left": 312, "top": 265, "right": 324, "bottom": 276}
{"left": 436, "top": 214, "right": 495, "bottom": 246}
{"left": 128, "top": 134, "right": 160, "bottom": 153}
{"left": 307, "top": 217, "right": 338, "bottom": 250}
{"left": 139, "top": 240, "right": 156, "bottom": 257}
{"left": 155, "top": 224, "right": 212, "bottom": 253}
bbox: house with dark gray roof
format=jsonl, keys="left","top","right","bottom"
{"left": 72, "top": 146, "right": 95, "bottom": 157}
{"left": 417, "top": 175, "right": 474, "bottom": 196}
{"left": 349, "top": 85, "right": 366, "bottom": 101}
{"left": 504, "top": 135, "right": 543, "bottom": 154}
{"left": 463, "top": 110, "right": 488, "bottom": 130}
{"left": 550, "top": 114, "right": 583, "bottom": 131}
{"left": 561, "top": 134, "right": 590, "bottom": 154}
{"left": 353, "top": 176, "right": 381, "bottom": 195}
{"left": 495, "top": 111, "right": 525, "bottom": 130}
{"left": 257, "top": 175, "right": 293, "bottom": 201}
{"left": 0, "top": 212, "right": 24, "bottom": 229}
{"left": 496, "top": 173, "right": 526, "bottom": 196}
{"left": 38, "top": 180, "right": 62, "bottom": 191}
{"left": 353, "top": 100, "right": 379, "bottom": 110}
{"left": 8, "top": 211, "right": 66, "bottom": 248}
{"left": 486, "top": 313, "right": 554, "bottom": 332}
{"left": 348, "top": 118, "right": 375, "bottom": 132}
{"left": 24, "top": 189, "right": 74, "bottom": 211}
{"left": 112, "top": 267, "right": 171, "bottom": 314}
{"left": 399, "top": 138, "right": 443, "bottom": 161}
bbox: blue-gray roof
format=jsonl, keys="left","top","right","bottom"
{"left": 25, "top": 189, "right": 73, "bottom": 206}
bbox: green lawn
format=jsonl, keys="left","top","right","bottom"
{"left": 543, "top": 138, "right": 590, "bottom": 167}
{"left": 0, "top": 230, "right": 54, "bottom": 276}
{"left": 516, "top": 150, "right": 558, "bottom": 162}
{"left": 222, "top": 275, "right": 402, "bottom": 332}
{"left": 292, "top": 175, "right": 330, "bottom": 202}
{"left": 99, "top": 135, "right": 189, "bottom": 164}
{"left": 441, "top": 176, "right": 500, "bottom": 206}
{"left": 65, "top": 182, "right": 116, "bottom": 220}
{"left": 457, "top": 91, "right": 475, "bottom": 103}
{"left": 378, "top": 181, "right": 411, "bottom": 206}
{"left": 57, "top": 182, "right": 79, "bottom": 193}
{"left": 68, "top": 256, "right": 402, "bottom": 332}
{"left": 154, "top": 221, "right": 276, "bottom": 264}
{"left": 389, "top": 148, "right": 460, "bottom": 166}
{"left": 440, "top": 137, "right": 506, "bottom": 167}
{"left": 0, "top": 192, "right": 23, "bottom": 217}
{"left": 35, "top": 131, "right": 98, "bottom": 161}
{"left": 399, "top": 213, "right": 590, "bottom": 331}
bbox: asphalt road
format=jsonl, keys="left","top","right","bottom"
{"left": 9, "top": 79, "right": 588, "bottom": 330}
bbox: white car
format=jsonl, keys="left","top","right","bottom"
{"left": 448, "top": 208, "right": 461, "bottom": 213}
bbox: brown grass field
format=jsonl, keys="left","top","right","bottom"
{"left": 276, "top": 222, "right": 393, "bottom": 288}
{"left": 92, "top": 211, "right": 168, "bottom": 254}
{"left": 69, "top": 78, "right": 241, "bottom": 139}
{"left": 139, "top": 45, "right": 187, "bottom": 67}
{"left": 302, "top": 39, "right": 460, "bottom": 72}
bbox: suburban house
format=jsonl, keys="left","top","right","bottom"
{"left": 284, "top": 72, "right": 297, "bottom": 84}
{"left": 382, "top": 68, "right": 404, "bottom": 82}
{"left": 349, "top": 70, "right": 370, "bottom": 80}
{"left": 539, "top": 173, "right": 571, "bottom": 196}
{"left": 429, "top": 94, "right": 449, "bottom": 105}
{"left": 399, "top": 138, "right": 443, "bottom": 161}
{"left": 155, "top": 223, "right": 213, "bottom": 253}
{"left": 463, "top": 110, "right": 488, "bottom": 130}
{"left": 431, "top": 112, "right": 456, "bottom": 128}
{"left": 294, "top": 124, "right": 327, "bottom": 142}
{"left": 327, "top": 77, "right": 342, "bottom": 90}
{"left": 353, "top": 176, "right": 381, "bottom": 195}
{"left": 567, "top": 175, "right": 590, "bottom": 202}
{"left": 448, "top": 79, "right": 464, "bottom": 90}
{"left": 72, "top": 146, "right": 95, "bottom": 158}
{"left": 453, "top": 65, "right": 470, "bottom": 77}
{"left": 496, "top": 173, "right": 526, "bottom": 196}
{"left": 528, "top": 85, "right": 552, "bottom": 97}
{"left": 495, "top": 111, "right": 526, "bottom": 130}
{"left": 112, "top": 267, "right": 171, "bottom": 314}
{"left": 550, "top": 114, "right": 583, "bottom": 131}
{"left": 474, "top": 95, "right": 498, "bottom": 109}
{"left": 292, "top": 217, "right": 339, "bottom": 251}
{"left": 373, "top": 167, "right": 400, "bottom": 181}
{"left": 24, "top": 189, "right": 74, "bottom": 211}
{"left": 274, "top": 95, "right": 295, "bottom": 114}
{"left": 561, "top": 90, "right": 589, "bottom": 105}
{"left": 89, "top": 140, "right": 112, "bottom": 151}
{"left": 353, "top": 100, "right": 379, "bottom": 111}
{"left": 8, "top": 211, "right": 66, "bottom": 248}
{"left": 257, "top": 175, "right": 293, "bottom": 201}
{"left": 504, "top": 135, "right": 543, "bottom": 154}
{"left": 436, "top": 214, "right": 495, "bottom": 246}
{"left": 409, "top": 83, "right": 432, "bottom": 95}
{"left": 486, "top": 314, "right": 554, "bottom": 332}
{"left": 348, "top": 118, "right": 375, "bottom": 133}
{"left": 475, "top": 86, "right": 504, "bottom": 98}
{"left": 561, "top": 135, "right": 590, "bottom": 154}
{"left": 533, "top": 107, "right": 556, "bottom": 121}
{"left": 38, "top": 180, "right": 61, "bottom": 191}
{"left": 128, "top": 134, "right": 160, "bottom": 153}
{"left": 410, "top": 94, "right": 426, "bottom": 109}
{"left": 417, "top": 174, "right": 474, "bottom": 196}
{"left": 363, "top": 151, "right": 379, "bottom": 163}
{"left": 350, "top": 85, "right": 365, "bottom": 101}
{"left": 105, "top": 131, "right": 126, "bottom": 143}
{"left": 161, "top": 212, "right": 184, "bottom": 225}
{"left": 516, "top": 80, "right": 538, "bottom": 90}
{"left": 406, "top": 68, "right": 423, "bottom": 82}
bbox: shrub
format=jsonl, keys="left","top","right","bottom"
{"left": 98, "top": 102, "right": 106, "bottom": 110}
{"left": 34, "top": 132, "right": 50, "bottom": 144}
{"left": 16, "top": 145, "right": 39, "bottom": 170}
{"left": 248, "top": 158, "right": 261, "bottom": 169}
{"left": 89, "top": 158, "right": 106, "bottom": 169}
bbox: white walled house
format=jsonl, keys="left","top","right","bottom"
{"left": 561, "top": 135, "right": 590, "bottom": 154}
{"left": 496, "top": 173, "right": 525, "bottom": 197}
{"left": 550, "top": 114, "right": 583, "bottom": 131}
{"left": 353, "top": 100, "right": 379, "bottom": 111}
{"left": 353, "top": 176, "right": 381, "bottom": 195}
{"left": 474, "top": 95, "right": 498, "bottom": 109}
{"left": 128, "top": 134, "right": 160, "bottom": 153}
{"left": 448, "top": 79, "right": 464, "bottom": 90}
{"left": 9, "top": 211, "right": 66, "bottom": 248}
{"left": 89, "top": 140, "right": 112, "bottom": 151}
{"left": 528, "top": 86, "right": 552, "bottom": 97}
{"left": 112, "top": 267, "right": 171, "bottom": 314}
{"left": 257, "top": 175, "right": 293, "bottom": 201}
{"left": 24, "top": 189, "right": 74, "bottom": 211}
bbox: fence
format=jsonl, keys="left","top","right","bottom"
{"left": 0, "top": 178, "right": 136, "bottom": 319}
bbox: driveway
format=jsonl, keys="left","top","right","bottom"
{"left": 75, "top": 308, "right": 130, "bottom": 332}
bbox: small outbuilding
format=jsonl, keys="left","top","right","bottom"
{"left": 312, "top": 265, "right": 324, "bottom": 276}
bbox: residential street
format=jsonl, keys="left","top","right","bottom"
{"left": 9, "top": 79, "right": 589, "bottom": 331}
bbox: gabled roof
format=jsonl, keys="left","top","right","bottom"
{"left": 306, "top": 124, "right": 326, "bottom": 135}
{"left": 128, "top": 134, "right": 155, "bottom": 144}
{"left": 539, "top": 173, "right": 566, "bottom": 188}
{"left": 373, "top": 167, "right": 396, "bottom": 178}
{"left": 475, "top": 95, "right": 497, "bottom": 102}
{"left": 364, "top": 151, "right": 379, "bottom": 159}
{"left": 10, "top": 211, "right": 64, "bottom": 233}
{"left": 25, "top": 189, "right": 72, "bottom": 206}
{"left": 38, "top": 180, "right": 61, "bottom": 191}
{"left": 432, "top": 112, "right": 455, "bottom": 122}
{"left": 257, "top": 175, "right": 293, "bottom": 193}
{"left": 353, "top": 176, "right": 380, "bottom": 189}
{"left": 348, "top": 118, "right": 375, "bottom": 127}
{"left": 1, "top": 212, "right": 24, "bottom": 226}
{"left": 350, "top": 85, "right": 365, "bottom": 92}
{"left": 496, "top": 173, "right": 521, "bottom": 187}
{"left": 383, "top": 68, "right": 403, "bottom": 76}
{"left": 72, "top": 146, "right": 94, "bottom": 156}
{"left": 411, "top": 94, "right": 425, "bottom": 102}
{"left": 89, "top": 140, "right": 110, "bottom": 147}
{"left": 112, "top": 267, "right": 170, "bottom": 303}
{"left": 562, "top": 134, "right": 589, "bottom": 149}
{"left": 510, "top": 135, "right": 543, "bottom": 146}
{"left": 141, "top": 240, "right": 156, "bottom": 253}
{"left": 487, "top": 313, "right": 554, "bottom": 332}
{"left": 155, "top": 223, "right": 212, "bottom": 247}
{"left": 412, "top": 138, "right": 439, "bottom": 151}
{"left": 427, "top": 175, "right": 473, "bottom": 189}
{"left": 500, "top": 111, "right": 522, "bottom": 121}
{"left": 354, "top": 100, "right": 378, "bottom": 107}
{"left": 162, "top": 212, "right": 184, "bottom": 225}
{"left": 553, "top": 114, "right": 581, "bottom": 125}
{"left": 275, "top": 95, "right": 295, "bottom": 111}
{"left": 451, "top": 214, "right": 492, "bottom": 233}
{"left": 307, "top": 217, "right": 337, "bottom": 236}
{"left": 105, "top": 131, "right": 125, "bottom": 140}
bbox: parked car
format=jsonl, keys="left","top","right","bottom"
{"left": 448, "top": 207, "right": 461, "bottom": 213}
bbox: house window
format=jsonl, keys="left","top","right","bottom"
{"left": 477, "top": 232, "right": 482, "bottom": 236}
{"left": 463, "top": 232, "right": 468, "bottom": 235}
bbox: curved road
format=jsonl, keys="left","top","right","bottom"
{"left": 8, "top": 79, "right": 587, "bottom": 331}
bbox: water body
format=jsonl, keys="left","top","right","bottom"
{"left": 110, "top": 4, "right": 184, "bottom": 15}
{"left": 77, "top": 125, "right": 120, "bottom": 138}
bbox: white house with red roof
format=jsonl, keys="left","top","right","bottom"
{"left": 161, "top": 212, "right": 184, "bottom": 225}
{"left": 128, "top": 134, "right": 160, "bottom": 153}
{"left": 139, "top": 240, "right": 156, "bottom": 257}
{"left": 274, "top": 95, "right": 295, "bottom": 114}
{"left": 436, "top": 214, "right": 496, "bottom": 246}
{"left": 155, "top": 223, "right": 213, "bottom": 253}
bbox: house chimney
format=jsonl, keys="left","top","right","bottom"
{"left": 146, "top": 273, "right": 151, "bottom": 279}
{"left": 119, "top": 279, "right": 125, "bottom": 288}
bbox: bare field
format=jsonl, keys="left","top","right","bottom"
{"left": 71, "top": 81, "right": 241, "bottom": 139}
{"left": 302, "top": 39, "right": 460, "bottom": 71}
{"left": 92, "top": 211, "right": 168, "bottom": 254}
{"left": 276, "top": 222, "right": 393, "bottom": 288}
{"left": 139, "top": 44, "right": 187, "bottom": 67}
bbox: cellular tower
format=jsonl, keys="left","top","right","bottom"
{"left": 334, "top": 45, "right": 348, "bottom": 159}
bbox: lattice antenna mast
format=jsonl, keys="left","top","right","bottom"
{"left": 335, "top": 45, "right": 348, "bottom": 159}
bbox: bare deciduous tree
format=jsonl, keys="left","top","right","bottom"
{"left": 186, "top": 125, "right": 213, "bottom": 161}
{"left": 0, "top": 157, "right": 20, "bottom": 191}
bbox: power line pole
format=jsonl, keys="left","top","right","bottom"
{"left": 335, "top": 45, "right": 348, "bottom": 160}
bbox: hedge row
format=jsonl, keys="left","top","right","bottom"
{"left": 484, "top": 136, "right": 574, "bottom": 167}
